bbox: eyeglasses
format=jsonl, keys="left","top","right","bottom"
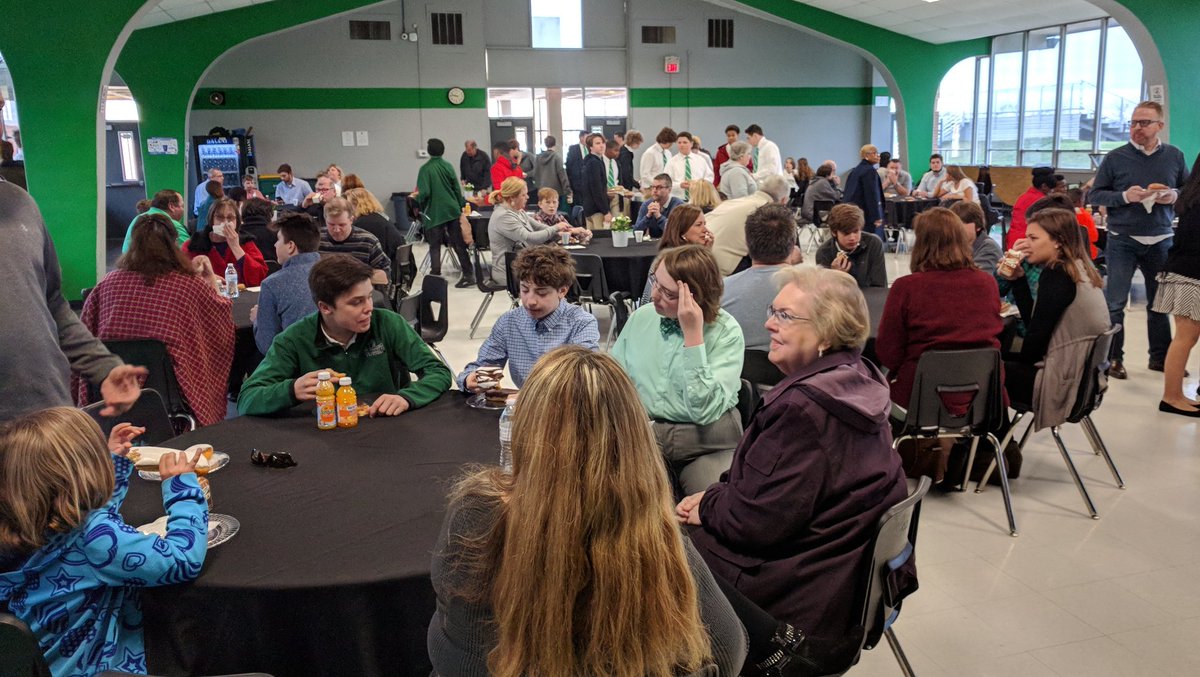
{"left": 648, "top": 273, "right": 679, "bottom": 302}
{"left": 1130, "top": 119, "right": 1162, "bottom": 128}
{"left": 250, "top": 449, "right": 297, "bottom": 469}
{"left": 766, "top": 305, "right": 811, "bottom": 325}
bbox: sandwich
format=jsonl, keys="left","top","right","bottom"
{"left": 998, "top": 248, "right": 1025, "bottom": 277}
{"left": 484, "top": 387, "right": 519, "bottom": 407}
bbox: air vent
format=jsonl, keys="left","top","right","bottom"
{"left": 708, "top": 19, "right": 734, "bottom": 48}
{"left": 349, "top": 20, "right": 391, "bottom": 40}
{"left": 431, "top": 12, "right": 464, "bottom": 45}
{"left": 641, "top": 25, "right": 676, "bottom": 44}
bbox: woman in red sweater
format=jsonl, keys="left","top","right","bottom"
{"left": 182, "top": 198, "right": 269, "bottom": 286}
{"left": 877, "top": 207, "right": 1005, "bottom": 406}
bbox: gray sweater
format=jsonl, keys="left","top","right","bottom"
{"left": 428, "top": 494, "right": 748, "bottom": 676}
{"left": 0, "top": 182, "right": 122, "bottom": 421}
{"left": 719, "top": 161, "right": 757, "bottom": 200}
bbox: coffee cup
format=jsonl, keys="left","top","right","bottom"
{"left": 561, "top": 232, "right": 571, "bottom": 246}
{"left": 634, "top": 230, "right": 646, "bottom": 243}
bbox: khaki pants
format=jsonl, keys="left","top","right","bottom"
{"left": 609, "top": 194, "right": 630, "bottom": 218}
{"left": 652, "top": 408, "right": 743, "bottom": 496}
{"left": 585, "top": 213, "right": 608, "bottom": 231}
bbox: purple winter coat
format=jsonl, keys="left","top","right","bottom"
{"left": 690, "top": 349, "right": 909, "bottom": 636}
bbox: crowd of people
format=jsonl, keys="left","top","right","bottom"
{"left": 2, "top": 97, "right": 1198, "bottom": 677}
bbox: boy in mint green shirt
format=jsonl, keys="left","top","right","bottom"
{"left": 238, "top": 254, "right": 451, "bottom": 416}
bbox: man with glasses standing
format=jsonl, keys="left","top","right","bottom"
{"left": 1090, "top": 100, "right": 1189, "bottom": 379}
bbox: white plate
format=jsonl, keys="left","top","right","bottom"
{"left": 563, "top": 244, "right": 586, "bottom": 250}
{"left": 134, "top": 445, "right": 230, "bottom": 481}
{"left": 467, "top": 392, "right": 508, "bottom": 410}
{"left": 136, "top": 513, "right": 240, "bottom": 549}
{"left": 246, "top": 286, "right": 261, "bottom": 292}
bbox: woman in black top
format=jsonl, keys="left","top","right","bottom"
{"left": 1151, "top": 153, "right": 1200, "bottom": 416}
{"left": 998, "top": 208, "right": 1105, "bottom": 406}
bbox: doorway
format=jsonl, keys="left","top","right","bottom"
{"left": 585, "top": 116, "right": 628, "bottom": 141}
{"left": 104, "top": 122, "right": 144, "bottom": 244}
{"left": 490, "top": 118, "right": 534, "bottom": 157}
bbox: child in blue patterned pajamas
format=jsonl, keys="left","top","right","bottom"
{"left": 0, "top": 407, "right": 208, "bottom": 677}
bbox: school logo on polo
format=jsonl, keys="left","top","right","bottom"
{"left": 366, "top": 341, "right": 385, "bottom": 356}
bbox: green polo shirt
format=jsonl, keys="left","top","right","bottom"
{"left": 237, "top": 309, "right": 452, "bottom": 416}
{"left": 121, "top": 207, "right": 188, "bottom": 253}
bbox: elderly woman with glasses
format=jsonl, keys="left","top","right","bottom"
{"left": 612, "top": 245, "right": 745, "bottom": 497}
{"left": 676, "top": 265, "right": 909, "bottom": 641}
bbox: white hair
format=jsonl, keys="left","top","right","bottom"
{"left": 758, "top": 175, "right": 790, "bottom": 202}
{"left": 729, "top": 141, "right": 752, "bottom": 162}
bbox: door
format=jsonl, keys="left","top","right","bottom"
{"left": 585, "top": 117, "right": 628, "bottom": 141}
{"left": 489, "top": 118, "right": 534, "bottom": 157}
{"left": 104, "top": 122, "right": 144, "bottom": 244}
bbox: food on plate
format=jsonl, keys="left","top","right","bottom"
{"left": 484, "top": 387, "right": 519, "bottom": 407}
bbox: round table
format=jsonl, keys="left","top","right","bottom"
{"left": 573, "top": 237, "right": 660, "bottom": 296}
{"left": 120, "top": 393, "right": 498, "bottom": 676}
{"left": 886, "top": 197, "right": 939, "bottom": 228}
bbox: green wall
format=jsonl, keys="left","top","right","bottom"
{"left": 0, "top": 0, "right": 147, "bottom": 298}
{"left": 117, "top": 0, "right": 384, "bottom": 217}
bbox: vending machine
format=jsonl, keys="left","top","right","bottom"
{"left": 192, "top": 131, "right": 256, "bottom": 189}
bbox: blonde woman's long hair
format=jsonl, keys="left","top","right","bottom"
{"left": 343, "top": 187, "right": 385, "bottom": 218}
{"left": 0, "top": 407, "right": 115, "bottom": 553}
{"left": 488, "top": 176, "right": 527, "bottom": 207}
{"left": 446, "top": 346, "right": 713, "bottom": 677}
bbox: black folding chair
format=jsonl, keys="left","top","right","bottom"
{"left": 842, "top": 476, "right": 932, "bottom": 677}
{"left": 397, "top": 290, "right": 420, "bottom": 333}
{"left": 418, "top": 274, "right": 449, "bottom": 345}
{"left": 90, "top": 339, "right": 197, "bottom": 435}
{"left": 571, "top": 253, "right": 618, "bottom": 347}
{"left": 82, "top": 388, "right": 176, "bottom": 446}
{"left": 742, "top": 349, "right": 783, "bottom": 390}
{"left": 392, "top": 243, "right": 416, "bottom": 301}
{"left": 469, "top": 247, "right": 511, "bottom": 339}
{"left": 978, "top": 325, "right": 1125, "bottom": 519}
{"left": 812, "top": 199, "right": 836, "bottom": 228}
{"left": 892, "top": 348, "right": 1016, "bottom": 536}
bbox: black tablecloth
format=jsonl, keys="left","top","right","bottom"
{"left": 120, "top": 393, "right": 498, "bottom": 676}
{"left": 574, "top": 238, "right": 659, "bottom": 296}
{"left": 886, "top": 198, "right": 939, "bottom": 228}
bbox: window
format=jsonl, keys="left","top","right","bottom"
{"left": 348, "top": 20, "right": 391, "bottom": 40}
{"left": 708, "top": 19, "right": 734, "bottom": 48}
{"left": 118, "top": 131, "right": 140, "bottom": 182}
{"left": 1057, "top": 21, "right": 1102, "bottom": 169}
{"left": 487, "top": 88, "right": 534, "bottom": 118}
{"left": 1100, "top": 20, "right": 1143, "bottom": 152}
{"left": 430, "top": 13, "right": 463, "bottom": 46}
{"left": 933, "top": 18, "right": 1144, "bottom": 168}
{"left": 583, "top": 88, "right": 628, "bottom": 117}
{"left": 104, "top": 86, "right": 139, "bottom": 123}
{"left": 642, "top": 26, "right": 676, "bottom": 44}
{"left": 531, "top": 0, "right": 581, "bottom": 49}
{"left": 1019, "top": 26, "right": 1061, "bottom": 166}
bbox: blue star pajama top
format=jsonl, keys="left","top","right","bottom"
{"left": 0, "top": 454, "right": 208, "bottom": 677}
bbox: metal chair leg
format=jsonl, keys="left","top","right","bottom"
{"left": 1052, "top": 426, "right": 1100, "bottom": 519}
{"left": 883, "top": 627, "right": 917, "bottom": 677}
{"left": 1082, "top": 415, "right": 1125, "bottom": 488}
{"left": 986, "top": 433, "right": 1019, "bottom": 536}
{"left": 468, "top": 292, "right": 495, "bottom": 339}
{"left": 960, "top": 435, "right": 980, "bottom": 492}
{"left": 976, "top": 411, "right": 1025, "bottom": 491}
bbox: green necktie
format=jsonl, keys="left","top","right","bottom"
{"left": 607, "top": 159, "right": 615, "bottom": 188}
{"left": 662, "top": 149, "right": 668, "bottom": 167}
{"left": 684, "top": 156, "right": 692, "bottom": 201}
{"left": 753, "top": 146, "right": 760, "bottom": 167}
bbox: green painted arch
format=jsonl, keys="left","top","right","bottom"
{"left": 726, "top": 0, "right": 989, "bottom": 165}
{"left": 118, "top": 0, "right": 390, "bottom": 213}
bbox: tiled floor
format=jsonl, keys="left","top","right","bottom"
{"left": 412, "top": 243, "right": 1200, "bottom": 677}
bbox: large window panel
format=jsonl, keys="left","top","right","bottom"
{"left": 531, "top": 0, "right": 582, "bottom": 49}
{"left": 1020, "top": 26, "right": 1060, "bottom": 155}
{"left": 487, "top": 88, "right": 534, "bottom": 118}
{"left": 583, "top": 88, "right": 628, "bottom": 117}
{"left": 1057, "top": 20, "right": 1102, "bottom": 167}
{"left": 934, "top": 57, "right": 976, "bottom": 165}
{"left": 988, "top": 33, "right": 1024, "bottom": 166}
{"left": 973, "top": 56, "right": 990, "bottom": 163}
{"left": 1099, "top": 20, "right": 1143, "bottom": 151}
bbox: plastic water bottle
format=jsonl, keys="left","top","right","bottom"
{"left": 224, "top": 263, "right": 239, "bottom": 298}
{"left": 498, "top": 396, "right": 517, "bottom": 472}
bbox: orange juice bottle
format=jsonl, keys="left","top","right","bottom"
{"left": 315, "top": 371, "right": 336, "bottom": 430}
{"left": 336, "top": 377, "right": 358, "bottom": 428}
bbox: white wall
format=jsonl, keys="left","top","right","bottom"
{"left": 193, "top": 0, "right": 884, "bottom": 199}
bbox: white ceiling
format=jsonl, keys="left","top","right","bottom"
{"left": 790, "top": 0, "right": 1108, "bottom": 43}
{"left": 138, "top": 0, "right": 275, "bottom": 28}
{"left": 136, "top": 0, "right": 1111, "bottom": 44}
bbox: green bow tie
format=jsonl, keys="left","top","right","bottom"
{"left": 660, "top": 317, "right": 682, "bottom": 339}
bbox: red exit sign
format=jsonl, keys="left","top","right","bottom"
{"left": 665, "top": 56, "right": 680, "bottom": 74}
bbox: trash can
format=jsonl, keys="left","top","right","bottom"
{"left": 390, "top": 192, "right": 413, "bottom": 232}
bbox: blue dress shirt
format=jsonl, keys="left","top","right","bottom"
{"left": 456, "top": 302, "right": 599, "bottom": 389}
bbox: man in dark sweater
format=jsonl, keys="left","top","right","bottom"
{"left": 815, "top": 203, "right": 887, "bottom": 288}
{"left": 842, "top": 144, "right": 885, "bottom": 238}
{"left": 0, "top": 181, "right": 145, "bottom": 421}
{"left": 1089, "top": 100, "right": 1189, "bottom": 378}
{"left": 459, "top": 140, "right": 491, "bottom": 190}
